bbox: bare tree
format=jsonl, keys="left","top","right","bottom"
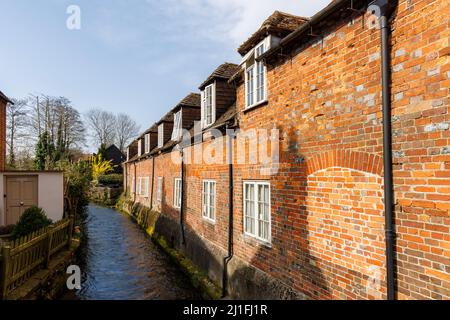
{"left": 85, "top": 108, "right": 117, "bottom": 148}
{"left": 115, "top": 113, "right": 140, "bottom": 152}
{"left": 6, "top": 98, "right": 29, "bottom": 167}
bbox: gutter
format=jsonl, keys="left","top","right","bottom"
{"left": 259, "top": 0, "right": 351, "bottom": 61}
{"left": 222, "top": 124, "right": 234, "bottom": 297}
{"left": 369, "top": 0, "right": 398, "bottom": 300}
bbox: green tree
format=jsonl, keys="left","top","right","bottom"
{"left": 97, "top": 143, "right": 107, "bottom": 160}
{"left": 35, "top": 131, "right": 55, "bottom": 170}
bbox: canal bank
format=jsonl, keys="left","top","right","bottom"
{"left": 67, "top": 204, "right": 200, "bottom": 300}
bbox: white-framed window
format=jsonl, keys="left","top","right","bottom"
{"left": 201, "top": 83, "right": 216, "bottom": 128}
{"left": 246, "top": 65, "right": 254, "bottom": 107}
{"left": 244, "top": 38, "right": 268, "bottom": 109}
{"left": 145, "top": 134, "right": 150, "bottom": 153}
{"left": 137, "top": 139, "right": 142, "bottom": 156}
{"left": 131, "top": 176, "right": 135, "bottom": 193}
{"left": 138, "top": 177, "right": 149, "bottom": 197}
{"left": 158, "top": 124, "right": 164, "bottom": 148}
{"left": 173, "top": 178, "right": 182, "bottom": 208}
{"left": 202, "top": 180, "right": 216, "bottom": 222}
{"left": 137, "top": 177, "right": 142, "bottom": 195}
{"left": 156, "top": 177, "right": 163, "bottom": 201}
{"left": 243, "top": 181, "right": 271, "bottom": 243}
{"left": 171, "top": 110, "right": 182, "bottom": 140}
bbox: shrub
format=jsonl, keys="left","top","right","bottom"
{"left": 0, "top": 225, "right": 15, "bottom": 236}
{"left": 98, "top": 174, "right": 123, "bottom": 186}
{"left": 92, "top": 154, "right": 114, "bottom": 183}
{"left": 12, "top": 206, "right": 52, "bottom": 238}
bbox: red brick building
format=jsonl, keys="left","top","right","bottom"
{"left": 124, "top": 0, "right": 449, "bottom": 300}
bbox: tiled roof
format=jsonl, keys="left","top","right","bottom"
{"left": 199, "top": 63, "right": 240, "bottom": 89}
{"left": 238, "top": 11, "right": 308, "bottom": 55}
{"left": 0, "top": 90, "right": 13, "bottom": 104}
{"left": 178, "top": 93, "right": 201, "bottom": 108}
{"left": 170, "top": 93, "right": 201, "bottom": 113}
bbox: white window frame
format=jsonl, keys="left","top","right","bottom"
{"left": 156, "top": 177, "right": 163, "bottom": 201}
{"left": 173, "top": 178, "right": 182, "bottom": 209}
{"left": 244, "top": 38, "right": 269, "bottom": 109}
{"left": 158, "top": 124, "right": 164, "bottom": 148}
{"left": 138, "top": 177, "right": 149, "bottom": 197}
{"left": 171, "top": 110, "right": 182, "bottom": 141}
{"left": 201, "top": 82, "right": 216, "bottom": 129}
{"left": 243, "top": 181, "right": 271, "bottom": 243}
{"left": 137, "top": 177, "right": 142, "bottom": 195}
{"left": 131, "top": 176, "right": 135, "bottom": 193}
{"left": 202, "top": 180, "right": 216, "bottom": 223}
{"left": 137, "top": 139, "right": 142, "bottom": 156}
{"left": 145, "top": 134, "right": 150, "bottom": 153}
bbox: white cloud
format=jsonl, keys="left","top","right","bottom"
{"left": 157, "top": 0, "right": 331, "bottom": 46}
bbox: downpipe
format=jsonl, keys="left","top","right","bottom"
{"left": 150, "top": 157, "right": 155, "bottom": 211}
{"left": 222, "top": 125, "right": 234, "bottom": 297}
{"left": 369, "top": 0, "right": 397, "bottom": 300}
{"left": 180, "top": 148, "right": 186, "bottom": 245}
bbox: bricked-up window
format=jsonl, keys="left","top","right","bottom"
{"left": 131, "top": 177, "right": 135, "bottom": 193}
{"left": 157, "top": 177, "right": 163, "bottom": 201}
{"left": 174, "top": 178, "right": 182, "bottom": 208}
{"left": 201, "top": 83, "right": 216, "bottom": 128}
{"left": 158, "top": 124, "right": 164, "bottom": 148}
{"left": 202, "top": 180, "right": 216, "bottom": 222}
{"left": 145, "top": 134, "right": 150, "bottom": 153}
{"left": 244, "top": 181, "right": 271, "bottom": 242}
{"left": 244, "top": 39, "right": 267, "bottom": 109}
{"left": 171, "top": 110, "right": 182, "bottom": 141}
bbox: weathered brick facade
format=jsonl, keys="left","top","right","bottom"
{"left": 124, "top": 0, "right": 449, "bottom": 300}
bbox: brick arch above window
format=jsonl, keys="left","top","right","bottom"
{"left": 305, "top": 150, "right": 383, "bottom": 177}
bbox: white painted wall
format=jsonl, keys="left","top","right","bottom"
{"left": 0, "top": 172, "right": 64, "bottom": 226}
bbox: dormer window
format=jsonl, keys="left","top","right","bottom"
{"left": 201, "top": 83, "right": 216, "bottom": 128}
{"left": 244, "top": 38, "right": 268, "bottom": 109}
{"left": 137, "top": 139, "right": 142, "bottom": 156}
{"left": 144, "top": 134, "right": 150, "bottom": 153}
{"left": 158, "top": 124, "right": 164, "bottom": 148}
{"left": 171, "top": 110, "right": 182, "bottom": 140}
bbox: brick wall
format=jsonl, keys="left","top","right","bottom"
{"left": 124, "top": 0, "right": 449, "bottom": 300}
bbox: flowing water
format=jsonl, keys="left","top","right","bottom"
{"left": 65, "top": 204, "right": 200, "bottom": 300}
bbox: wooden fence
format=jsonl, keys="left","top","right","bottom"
{"left": 0, "top": 217, "right": 73, "bottom": 300}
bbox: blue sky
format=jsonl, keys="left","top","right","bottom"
{"left": 0, "top": 0, "right": 330, "bottom": 147}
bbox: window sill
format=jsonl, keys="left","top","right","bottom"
{"left": 243, "top": 100, "right": 268, "bottom": 113}
{"left": 202, "top": 216, "right": 216, "bottom": 225}
{"left": 242, "top": 233, "right": 272, "bottom": 248}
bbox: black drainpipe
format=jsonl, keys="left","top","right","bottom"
{"left": 222, "top": 124, "right": 234, "bottom": 297}
{"left": 150, "top": 156, "right": 155, "bottom": 210}
{"left": 180, "top": 148, "right": 186, "bottom": 245}
{"left": 133, "top": 162, "right": 137, "bottom": 203}
{"left": 369, "top": 0, "right": 397, "bottom": 300}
